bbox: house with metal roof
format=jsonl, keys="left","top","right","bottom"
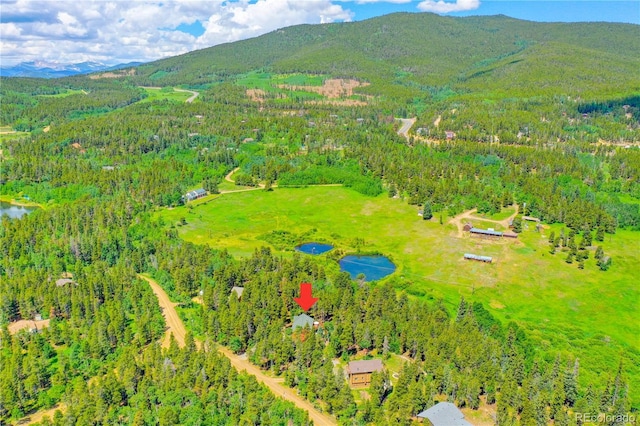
{"left": 464, "top": 253, "right": 493, "bottom": 263}
{"left": 184, "top": 188, "right": 207, "bottom": 202}
{"left": 292, "top": 314, "right": 314, "bottom": 330}
{"left": 469, "top": 227, "right": 503, "bottom": 237}
{"left": 417, "top": 402, "right": 472, "bottom": 426}
{"left": 55, "top": 278, "right": 75, "bottom": 287}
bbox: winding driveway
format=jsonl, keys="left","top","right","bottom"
{"left": 174, "top": 88, "right": 199, "bottom": 103}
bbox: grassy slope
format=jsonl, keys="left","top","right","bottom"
{"left": 156, "top": 186, "right": 639, "bottom": 402}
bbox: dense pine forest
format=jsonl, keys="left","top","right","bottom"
{"left": 1, "top": 12, "right": 639, "bottom": 426}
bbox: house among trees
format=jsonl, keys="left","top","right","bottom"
{"left": 292, "top": 314, "right": 314, "bottom": 330}
{"left": 417, "top": 402, "right": 472, "bottom": 426}
{"left": 464, "top": 253, "right": 493, "bottom": 263}
{"left": 184, "top": 188, "right": 207, "bottom": 202}
{"left": 346, "top": 359, "right": 384, "bottom": 387}
{"left": 445, "top": 131, "right": 456, "bottom": 140}
{"left": 56, "top": 278, "right": 75, "bottom": 287}
{"left": 230, "top": 286, "right": 244, "bottom": 300}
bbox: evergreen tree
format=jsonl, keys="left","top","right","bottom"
{"left": 423, "top": 202, "right": 433, "bottom": 220}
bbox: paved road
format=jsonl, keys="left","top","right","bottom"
{"left": 174, "top": 88, "right": 199, "bottom": 103}
{"left": 396, "top": 117, "right": 416, "bottom": 140}
{"left": 142, "top": 274, "right": 337, "bottom": 426}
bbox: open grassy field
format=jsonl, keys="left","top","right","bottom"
{"left": 36, "top": 89, "right": 86, "bottom": 98}
{"left": 138, "top": 87, "right": 193, "bottom": 103}
{"left": 155, "top": 186, "right": 640, "bottom": 403}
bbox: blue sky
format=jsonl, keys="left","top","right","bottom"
{"left": 1, "top": 0, "right": 637, "bottom": 66}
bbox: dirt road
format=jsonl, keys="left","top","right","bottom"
{"left": 174, "top": 88, "right": 199, "bottom": 103}
{"left": 17, "top": 404, "right": 67, "bottom": 425}
{"left": 142, "top": 274, "right": 337, "bottom": 425}
{"left": 8, "top": 319, "right": 50, "bottom": 335}
{"left": 449, "top": 206, "right": 519, "bottom": 237}
{"left": 396, "top": 117, "right": 416, "bottom": 140}
{"left": 224, "top": 167, "right": 240, "bottom": 183}
{"left": 138, "top": 274, "right": 186, "bottom": 348}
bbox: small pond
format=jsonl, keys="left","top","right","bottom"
{"left": 0, "top": 201, "right": 35, "bottom": 219}
{"left": 339, "top": 255, "right": 396, "bottom": 281}
{"left": 296, "top": 242, "right": 334, "bottom": 255}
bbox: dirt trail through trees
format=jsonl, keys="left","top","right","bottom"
{"left": 139, "top": 274, "right": 187, "bottom": 348}
{"left": 142, "top": 274, "right": 337, "bottom": 425}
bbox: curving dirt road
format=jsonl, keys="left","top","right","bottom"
{"left": 142, "top": 274, "right": 337, "bottom": 426}
{"left": 174, "top": 88, "right": 199, "bottom": 103}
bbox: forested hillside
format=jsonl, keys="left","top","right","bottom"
{"left": 1, "top": 11, "right": 638, "bottom": 426}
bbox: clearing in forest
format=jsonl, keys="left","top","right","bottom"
{"left": 156, "top": 185, "right": 639, "bottom": 402}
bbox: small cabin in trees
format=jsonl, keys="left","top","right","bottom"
{"left": 292, "top": 314, "right": 314, "bottom": 330}
{"left": 184, "top": 188, "right": 207, "bottom": 202}
{"left": 417, "top": 402, "right": 472, "bottom": 426}
{"left": 445, "top": 131, "right": 456, "bottom": 140}
{"left": 347, "top": 359, "right": 384, "bottom": 387}
{"left": 230, "top": 286, "right": 244, "bottom": 300}
{"left": 56, "top": 278, "right": 75, "bottom": 287}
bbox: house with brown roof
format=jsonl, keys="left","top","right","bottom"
{"left": 347, "top": 359, "right": 384, "bottom": 387}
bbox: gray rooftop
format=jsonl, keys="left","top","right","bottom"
{"left": 347, "top": 359, "right": 384, "bottom": 375}
{"left": 230, "top": 286, "right": 244, "bottom": 299}
{"left": 55, "top": 278, "right": 75, "bottom": 287}
{"left": 464, "top": 253, "right": 492, "bottom": 262}
{"left": 417, "top": 402, "right": 472, "bottom": 426}
{"left": 292, "top": 314, "right": 314, "bottom": 329}
{"left": 470, "top": 227, "right": 503, "bottom": 236}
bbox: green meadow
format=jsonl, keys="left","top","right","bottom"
{"left": 139, "top": 87, "right": 194, "bottom": 103}
{"left": 156, "top": 185, "right": 640, "bottom": 401}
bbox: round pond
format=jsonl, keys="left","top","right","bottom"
{"left": 295, "top": 242, "right": 334, "bottom": 255}
{"left": 339, "top": 255, "right": 396, "bottom": 281}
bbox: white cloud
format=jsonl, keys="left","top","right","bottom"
{"left": 417, "top": 0, "right": 480, "bottom": 13}
{"left": 0, "top": 0, "right": 353, "bottom": 66}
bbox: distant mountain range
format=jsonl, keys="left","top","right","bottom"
{"left": 0, "top": 61, "right": 144, "bottom": 78}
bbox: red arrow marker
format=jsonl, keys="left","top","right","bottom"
{"left": 294, "top": 282, "right": 318, "bottom": 311}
